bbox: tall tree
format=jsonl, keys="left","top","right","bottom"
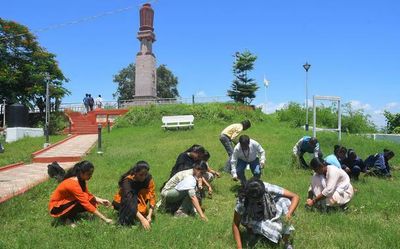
{"left": 0, "top": 18, "right": 69, "bottom": 109}
{"left": 113, "top": 63, "right": 179, "bottom": 100}
{"left": 227, "top": 51, "right": 259, "bottom": 105}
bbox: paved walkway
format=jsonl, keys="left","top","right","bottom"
{"left": 0, "top": 134, "right": 98, "bottom": 203}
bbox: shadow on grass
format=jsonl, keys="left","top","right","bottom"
{"left": 229, "top": 184, "right": 241, "bottom": 194}
{"left": 241, "top": 231, "right": 279, "bottom": 249}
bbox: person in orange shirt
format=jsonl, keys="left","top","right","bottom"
{"left": 48, "top": 161, "right": 113, "bottom": 226}
{"left": 113, "top": 161, "right": 156, "bottom": 229}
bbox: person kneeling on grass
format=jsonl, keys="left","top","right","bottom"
{"left": 232, "top": 177, "right": 299, "bottom": 249}
{"left": 112, "top": 161, "right": 156, "bottom": 230}
{"left": 306, "top": 158, "right": 354, "bottom": 211}
{"left": 157, "top": 161, "right": 208, "bottom": 221}
{"left": 364, "top": 149, "right": 395, "bottom": 178}
{"left": 48, "top": 161, "right": 113, "bottom": 226}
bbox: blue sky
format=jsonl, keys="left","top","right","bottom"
{"left": 1, "top": 0, "right": 399, "bottom": 127}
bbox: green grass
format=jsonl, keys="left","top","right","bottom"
{"left": 0, "top": 113, "right": 399, "bottom": 249}
{"left": 0, "top": 135, "right": 67, "bottom": 167}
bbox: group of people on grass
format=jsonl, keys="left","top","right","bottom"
{"left": 48, "top": 120, "right": 395, "bottom": 249}
{"left": 293, "top": 136, "right": 395, "bottom": 179}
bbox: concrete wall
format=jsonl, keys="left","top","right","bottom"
{"left": 5, "top": 127, "right": 44, "bottom": 143}
{"left": 365, "top": 133, "right": 400, "bottom": 144}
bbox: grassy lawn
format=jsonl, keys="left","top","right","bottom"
{"left": 0, "top": 135, "right": 67, "bottom": 167}
{"left": 0, "top": 116, "right": 399, "bottom": 248}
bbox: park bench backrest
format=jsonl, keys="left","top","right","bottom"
{"left": 161, "top": 115, "right": 194, "bottom": 129}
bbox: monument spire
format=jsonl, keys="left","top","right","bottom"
{"left": 134, "top": 3, "right": 157, "bottom": 103}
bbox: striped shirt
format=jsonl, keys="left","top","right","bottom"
{"left": 235, "top": 182, "right": 294, "bottom": 243}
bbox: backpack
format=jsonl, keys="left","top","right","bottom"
{"left": 47, "top": 162, "right": 65, "bottom": 182}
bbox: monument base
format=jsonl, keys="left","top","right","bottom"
{"left": 6, "top": 127, "right": 44, "bottom": 143}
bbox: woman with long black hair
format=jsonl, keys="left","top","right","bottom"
{"left": 232, "top": 178, "right": 299, "bottom": 249}
{"left": 113, "top": 161, "right": 156, "bottom": 229}
{"left": 48, "top": 161, "right": 113, "bottom": 226}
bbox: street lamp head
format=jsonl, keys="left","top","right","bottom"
{"left": 303, "top": 62, "right": 311, "bottom": 72}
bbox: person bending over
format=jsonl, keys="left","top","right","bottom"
{"left": 342, "top": 149, "right": 365, "bottom": 180}
{"left": 113, "top": 161, "right": 156, "bottom": 230}
{"left": 157, "top": 161, "right": 208, "bottom": 221}
{"left": 231, "top": 135, "right": 266, "bottom": 185}
{"left": 220, "top": 120, "right": 251, "bottom": 173}
{"left": 306, "top": 158, "right": 354, "bottom": 211}
{"left": 364, "top": 149, "right": 395, "bottom": 178}
{"left": 292, "top": 136, "right": 321, "bottom": 169}
{"left": 232, "top": 178, "right": 299, "bottom": 249}
{"left": 48, "top": 161, "right": 113, "bottom": 226}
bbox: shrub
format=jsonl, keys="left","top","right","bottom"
{"left": 114, "top": 103, "right": 266, "bottom": 127}
{"left": 276, "top": 102, "right": 376, "bottom": 133}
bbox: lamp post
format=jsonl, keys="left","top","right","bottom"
{"left": 44, "top": 78, "right": 50, "bottom": 147}
{"left": 303, "top": 62, "right": 311, "bottom": 131}
{"left": 2, "top": 99, "right": 5, "bottom": 129}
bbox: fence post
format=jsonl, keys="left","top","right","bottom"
{"left": 192, "top": 95, "right": 195, "bottom": 105}
{"left": 107, "top": 121, "right": 110, "bottom": 133}
{"left": 97, "top": 124, "right": 103, "bottom": 154}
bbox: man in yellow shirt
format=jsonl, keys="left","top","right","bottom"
{"left": 220, "top": 120, "right": 251, "bottom": 174}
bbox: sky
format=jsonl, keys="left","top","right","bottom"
{"left": 1, "top": 0, "right": 400, "bottom": 127}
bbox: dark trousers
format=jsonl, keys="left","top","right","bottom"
{"left": 51, "top": 198, "right": 96, "bottom": 220}
{"left": 220, "top": 134, "right": 234, "bottom": 173}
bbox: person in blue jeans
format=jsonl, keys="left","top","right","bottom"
{"left": 230, "top": 135, "right": 266, "bottom": 185}
{"left": 342, "top": 149, "right": 365, "bottom": 180}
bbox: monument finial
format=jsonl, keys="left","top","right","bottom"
{"left": 139, "top": 3, "right": 154, "bottom": 32}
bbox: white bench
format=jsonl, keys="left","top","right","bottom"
{"left": 162, "top": 115, "right": 194, "bottom": 130}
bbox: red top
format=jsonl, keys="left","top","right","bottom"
{"left": 48, "top": 178, "right": 96, "bottom": 217}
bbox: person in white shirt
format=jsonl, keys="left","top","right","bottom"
{"left": 157, "top": 161, "right": 208, "bottom": 221}
{"left": 95, "top": 95, "right": 103, "bottom": 109}
{"left": 306, "top": 157, "right": 354, "bottom": 211}
{"left": 231, "top": 135, "right": 266, "bottom": 185}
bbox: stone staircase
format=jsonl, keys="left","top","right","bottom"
{"left": 65, "top": 111, "right": 98, "bottom": 134}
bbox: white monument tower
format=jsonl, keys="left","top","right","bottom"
{"left": 134, "top": 3, "right": 157, "bottom": 103}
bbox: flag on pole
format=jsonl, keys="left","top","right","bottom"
{"left": 263, "top": 75, "right": 269, "bottom": 87}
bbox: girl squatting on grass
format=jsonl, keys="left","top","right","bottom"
{"left": 48, "top": 161, "right": 113, "bottom": 226}
{"left": 112, "top": 161, "right": 156, "bottom": 230}
{"left": 157, "top": 161, "right": 208, "bottom": 221}
{"left": 232, "top": 178, "right": 300, "bottom": 249}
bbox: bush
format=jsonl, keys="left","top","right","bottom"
{"left": 33, "top": 111, "right": 68, "bottom": 135}
{"left": 114, "top": 103, "right": 267, "bottom": 127}
{"left": 276, "top": 102, "right": 376, "bottom": 133}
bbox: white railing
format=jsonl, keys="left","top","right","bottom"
{"left": 26, "top": 96, "right": 233, "bottom": 113}
{"left": 364, "top": 133, "right": 400, "bottom": 144}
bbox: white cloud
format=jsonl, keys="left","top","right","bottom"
{"left": 195, "top": 91, "right": 206, "bottom": 97}
{"left": 384, "top": 102, "right": 399, "bottom": 110}
{"left": 349, "top": 100, "right": 372, "bottom": 111}
{"left": 258, "top": 101, "right": 287, "bottom": 114}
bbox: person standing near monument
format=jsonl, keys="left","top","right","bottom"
{"left": 95, "top": 95, "right": 103, "bottom": 109}
{"left": 83, "top": 94, "right": 89, "bottom": 114}
{"left": 220, "top": 120, "right": 251, "bottom": 173}
{"left": 88, "top": 94, "right": 94, "bottom": 112}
